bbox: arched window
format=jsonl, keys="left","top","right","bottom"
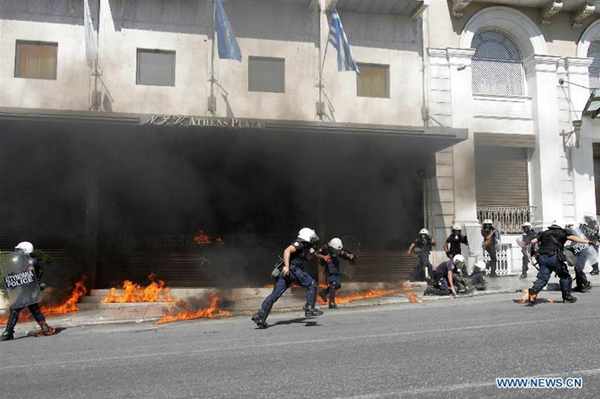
{"left": 471, "top": 29, "right": 525, "bottom": 96}
{"left": 587, "top": 40, "right": 600, "bottom": 89}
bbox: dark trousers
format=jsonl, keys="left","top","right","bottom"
{"left": 434, "top": 273, "right": 460, "bottom": 295}
{"left": 260, "top": 267, "right": 316, "bottom": 313}
{"left": 5, "top": 303, "right": 46, "bottom": 332}
{"left": 485, "top": 246, "right": 497, "bottom": 274}
{"left": 412, "top": 254, "right": 433, "bottom": 281}
{"left": 533, "top": 254, "right": 572, "bottom": 297}
{"left": 323, "top": 273, "right": 342, "bottom": 304}
{"left": 574, "top": 253, "right": 589, "bottom": 288}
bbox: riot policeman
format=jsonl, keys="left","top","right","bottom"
{"left": 317, "top": 238, "right": 356, "bottom": 309}
{"left": 443, "top": 223, "right": 469, "bottom": 259}
{"left": 407, "top": 229, "right": 435, "bottom": 281}
{"left": 1, "top": 242, "right": 55, "bottom": 341}
{"left": 251, "top": 228, "right": 325, "bottom": 329}
{"left": 481, "top": 220, "right": 499, "bottom": 278}
{"left": 582, "top": 215, "right": 599, "bottom": 276}
{"left": 527, "top": 221, "right": 589, "bottom": 305}
{"left": 519, "top": 222, "right": 536, "bottom": 279}
{"left": 565, "top": 223, "right": 594, "bottom": 293}
{"left": 424, "top": 255, "right": 465, "bottom": 296}
{"left": 470, "top": 260, "right": 487, "bottom": 291}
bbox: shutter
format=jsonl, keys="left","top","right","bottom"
{"left": 475, "top": 146, "right": 529, "bottom": 206}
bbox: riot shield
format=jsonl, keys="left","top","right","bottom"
{"left": 340, "top": 235, "right": 361, "bottom": 279}
{"left": 493, "top": 221, "right": 502, "bottom": 252}
{"left": 567, "top": 227, "right": 599, "bottom": 270}
{"left": 0, "top": 252, "right": 42, "bottom": 309}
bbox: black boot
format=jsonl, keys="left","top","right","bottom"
{"left": 591, "top": 264, "right": 599, "bottom": 275}
{"left": 304, "top": 305, "right": 324, "bottom": 317}
{"left": 318, "top": 288, "right": 328, "bottom": 303}
{"left": 0, "top": 330, "right": 14, "bottom": 341}
{"left": 563, "top": 294, "right": 577, "bottom": 303}
{"left": 251, "top": 309, "right": 269, "bottom": 329}
{"left": 37, "top": 322, "right": 56, "bottom": 337}
{"left": 329, "top": 288, "right": 338, "bottom": 309}
{"left": 519, "top": 273, "right": 527, "bottom": 279}
{"left": 528, "top": 287, "right": 538, "bottom": 305}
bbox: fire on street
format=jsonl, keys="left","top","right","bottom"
{"left": 1, "top": 290, "right": 599, "bottom": 399}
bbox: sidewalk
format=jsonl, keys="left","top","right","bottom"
{"left": 4, "top": 273, "right": 597, "bottom": 334}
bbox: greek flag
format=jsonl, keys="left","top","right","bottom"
{"left": 328, "top": 7, "right": 359, "bottom": 73}
{"left": 84, "top": 0, "right": 98, "bottom": 68}
{"left": 215, "top": 0, "right": 242, "bottom": 62}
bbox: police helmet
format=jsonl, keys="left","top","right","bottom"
{"left": 328, "top": 238, "right": 343, "bottom": 251}
{"left": 452, "top": 223, "right": 461, "bottom": 231}
{"left": 419, "top": 228, "right": 430, "bottom": 236}
{"left": 483, "top": 219, "right": 493, "bottom": 226}
{"left": 453, "top": 254, "right": 465, "bottom": 265}
{"left": 549, "top": 220, "right": 564, "bottom": 229}
{"left": 298, "top": 228, "right": 319, "bottom": 243}
{"left": 522, "top": 222, "right": 532, "bottom": 232}
{"left": 474, "top": 260, "right": 486, "bottom": 272}
{"left": 15, "top": 241, "right": 34, "bottom": 255}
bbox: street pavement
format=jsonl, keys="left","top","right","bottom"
{"left": 1, "top": 287, "right": 599, "bottom": 398}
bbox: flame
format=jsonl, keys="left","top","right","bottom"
{"left": 215, "top": 237, "right": 225, "bottom": 245}
{"left": 407, "top": 291, "right": 422, "bottom": 303}
{"left": 156, "top": 294, "right": 231, "bottom": 324}
{"left": 102, "top": 274, "right": 173, "bottom": 303}
{"left": 519, "top": 291, "right": 529, "bottom": 304}
{"left": 253, "top": 289, "right": 260, "bottom": 295}
{"left": 263, "top": 284, "right": 274, "bottom": 288}
{"left": 317, "top": 289, "right": 401, "bottom": 305}
{"left": 0, "top": 275, "right": 88, "bottom": 325}
{"left": 194, "top": 230, "right": 212, "bottom": 246}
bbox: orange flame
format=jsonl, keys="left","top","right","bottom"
{"left": 317, "top": 289, "right": 401, "bottom": 305}
{"left": 102, "top": 274, "right": 173, "bottom": 303}
{"left": 156, "top": 294, "right": 232, "bottom": 324}
{"left": 407, "top": 291, "right": 421, "bottom": 303}
{"left": 519, "top": 291, "right": 529, "bottom": 304}
{"left": 0, "top": 275, "right": 88, "bottom": 325}
{"left": 194, "top": 230, "right": 212, "bottom": 246}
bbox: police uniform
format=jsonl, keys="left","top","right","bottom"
{"left": 1, "top": 255, "right": 52, "bottom": 341}
{"left": 317, "top": 245, "right": 354, "bottom": 308}
{"left": 481, "top": 226, "right": 498, "bottom": 277}
{"left": 530, "top": 227, "right": 574, "bottom": 301}
{"left": 254, "top": 239, "right": 320, "bottom": 326}
{"left": 470, "top": 271, "right": 486, "bottom": 291}
{"left": 521, "top": 229, "right": 536, "bottom": 277}
{"left": 411, "top": 236, "right": 434, "bottom": 281}
{"left": 568, "top": 224, "right": 594, "bottom": 292}
{"left": 445, "top": 233, "right": 468, "bottom": 258}
{"left": 432, "top": 260, "right": 460, "bottom": 295}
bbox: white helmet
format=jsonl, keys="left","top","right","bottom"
{"left": 452, "top": 223, "right": 461, "bottom": 231}
{"left": 453, "top": 254, "right": 465, "bottom": 264}
{"left": 550, "top": 220, "right": 564, "bottom": 229}
{"left": 298, "top": 228, "right": 319, "bottom": 243}
{"left": 15, "top": 241, "right": 34, "bottom": 255}
{"left": 522, "top": 222, "right": 532, "bottom": 228}
{"left": 483, "top": 219, "right": 493, "bottom": 225}
{"left": 474, "top": 260, "right": 486, "bottom": 271}
{"left": 328, "top": 238, "right": 343, "bottom": 251}
{"left": 419, "top": 228, "right": 430, "bottom": 236}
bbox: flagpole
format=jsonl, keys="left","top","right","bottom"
{"left": 209, "top": 0, "right": 216, "bottom": 116}
{"left": 91, "top": 0, "right": 101, "bottom": 111}
{"left": 318, "top": 7, "right": 330, "bottom": 121}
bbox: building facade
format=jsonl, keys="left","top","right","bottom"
{"left": 1, "top": 0, "right": 600, "bottom": 288}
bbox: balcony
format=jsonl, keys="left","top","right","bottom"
{"left": 477, "top": 206, "right": 536, "bottom": 234}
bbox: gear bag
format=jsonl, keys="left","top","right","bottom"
{"left": 0, "top": 252, "right": 42, "bottom": 309}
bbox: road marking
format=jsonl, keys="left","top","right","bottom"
{"left": 338, "top": 368, "right": 600, "bottom": 398}
{"left": 1, "top": 314, "right": 599, "bottom": 371}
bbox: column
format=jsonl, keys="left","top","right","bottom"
{"left": 566, "top": 57, "right": 596, "bottom": 221}
{"left": 525, "top": 55, "right": 563, "bottom": 228}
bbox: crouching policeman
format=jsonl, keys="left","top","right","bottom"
{"left": 251, "top": 228, "right": 325, "bottom": 329}
{"left": 425, "top": 255, "right": 465, "bottom": 296}
{"left": 527, "top": 221, "right": 589, "bottom": 305}
{"left": 318, "top": 238, "right": 356, "bottom": 309}
{"left": 1, "top": 242, "right": 55, "bottom": 341}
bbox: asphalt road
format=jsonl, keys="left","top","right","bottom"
{"left": 1, "top": 288, "right": 599, "bottom": 399}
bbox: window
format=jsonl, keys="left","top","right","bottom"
{"left": 136, "top": 49, "right": 176, "bottom": 86}
{"left": 248, "top": 57, "right": 285, "bottom": 93}
{"left": 471, "top": 30, "right": 524, "bottom": 96}
{"left": 357, "top": 63, "right": 389, "bottom": 98}
{"left": 15, "top": 40, "right": 58, "bottom": 80}
{"left": 588, "top": 41, "right": 600, "bottom": 89}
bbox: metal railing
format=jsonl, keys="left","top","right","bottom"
{"left": 477, "top": 206, "right": 536, "bottom": 234}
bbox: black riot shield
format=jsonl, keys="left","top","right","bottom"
{"left": 0, "top": 252, "right": 42, "bottom": 309}
{"left": 340, "top": 235, "right": 361, "bottom": 280}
